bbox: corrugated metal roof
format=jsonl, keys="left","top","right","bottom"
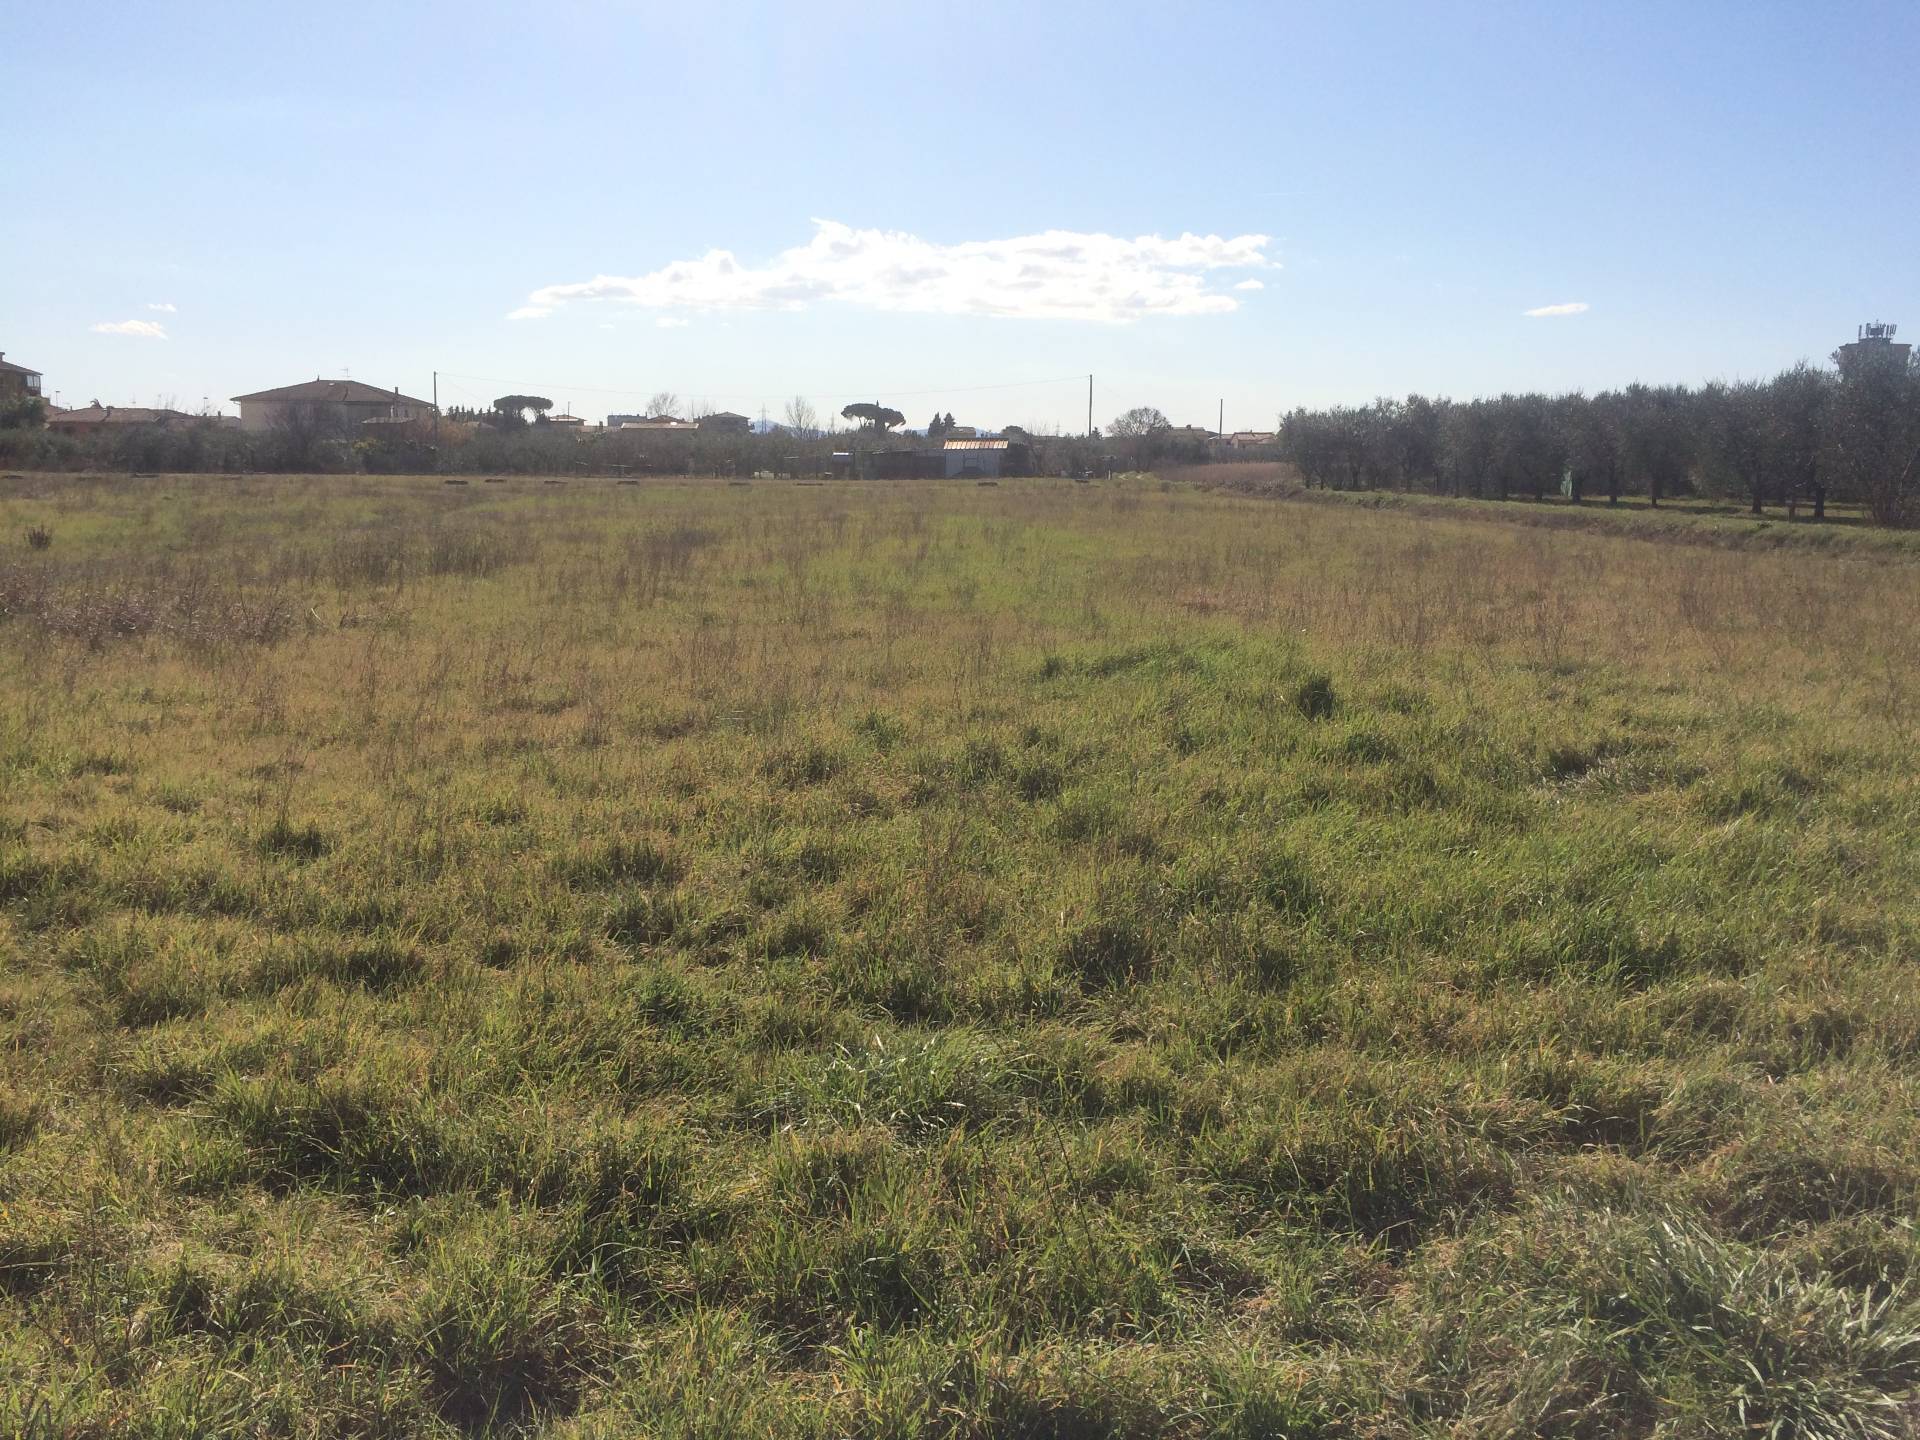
{"left": 943, "top": 438, "right": 1011, "bottom": 450}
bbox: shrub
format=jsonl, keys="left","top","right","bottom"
{"left": 1292, "top": 672, "right": 1337, "bottom": 720}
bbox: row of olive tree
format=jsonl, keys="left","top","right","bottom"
{"left": 1276, "top": 357, "right": 1920, "bottom": 525}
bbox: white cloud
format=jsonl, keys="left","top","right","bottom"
{"left": 507, "top": 305, "right": 553, "bottom": 321}
{"left": 146, "top": 302, "right": 177, "bottom": 313}
{"left": 511, "top": 219, "right": 1274, "bottom": 323}
{"left": 1233, "top": 278, "right": 1265, "bottom": 291}
{"left": 1524, "top": 301, "right": 1590, "bottom": 318}
{"left": 90, "top": 319, "right": 168, "bottom": 338}
{"left": 656, "top": 317, "right": 689, "bottom": 329}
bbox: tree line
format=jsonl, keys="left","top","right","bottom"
{"left": 7, "top": 347, "right": 1916, "bottom": 520}
{"left": 1275, "top": 353, "right": 1920, "bottom": 525}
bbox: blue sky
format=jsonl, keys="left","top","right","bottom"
{"left": 6, "top": 0, "right": 1916, "bottom": 431}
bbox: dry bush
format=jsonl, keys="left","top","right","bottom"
{"left": 1162, "top": 461, "right": 1303, "bottom": 493}
{"left": 0, "top": 561, "right": 297, "bottom": 650}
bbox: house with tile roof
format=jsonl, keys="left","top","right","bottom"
{"left": 47, "top": 402, "right": 199, "bottom": 435}
{"left": 230, "top": 378, "right": 433, "bottom": 433}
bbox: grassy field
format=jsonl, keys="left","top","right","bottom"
{"left": 3, "top": 470, "right": 1920, "bottom": 1438}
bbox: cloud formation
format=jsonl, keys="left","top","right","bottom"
{"left": 146, "top": 302, "right": 177, "bottom": 313}
{"left": 90, "top": 319, "right": 168, "bottom": 338}
{"left": 655, "top": 317, "right": 689, "bottom": 329}
{"left": 512, "top": 219, "right": 1273, "bottom": 323}
{"left": 1524, "top": 301, "right": 1589, "bottom": 318}
{"left": 1233, "top": 278, "right": 1265, "bottom": 291}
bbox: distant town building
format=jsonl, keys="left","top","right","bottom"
{"left": 696, "top": 410, "right": 751, "bottom": 434}
{"left": 614, "top": 417, "right": 700, "bottom": 434}
{"left": 542, "top": 413, "right": 587, "bottom": 429}
{"left": 1216, "top": 430, "right": 1278, "bottom": 450}
{"left": 47, "top": 402, "right": 198, "bottom": 435}
{"left": 230, "top": 378, "right": 433, "bottom": 433}
{"left": 0, "top": 353, "right": 43, "bottom": 402}
{"left": 1835, "top": 321, "right": 1911, "bottom": 380}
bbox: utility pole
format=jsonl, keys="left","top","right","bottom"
{"left": 432, "top": 371, "right": 440, "bottom": 454}
{"left": 1087, "top": 374, "right": 1093, "bottom": 437}
{"left": 1218, "top": 398, "right": 1224, "bottom": 439}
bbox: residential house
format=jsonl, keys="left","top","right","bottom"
{"left": 696, "top": 410, "right": 751, "bottom": 434}
{"left": 47, "top": 402, "right": 198, "bottom": 436}
{"left": 230, "top": 378, "right": 433, "bottom": 433}
{"left": 1215, "top": 430, "right": 1278, "bottom": 450}
{"left": 0, "top": 353, "right": 43, "bottom": 402}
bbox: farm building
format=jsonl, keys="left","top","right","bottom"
{"left": 826, "top": 448, "right": 946, "bottom": 480}
{"left": 230, "top": 378, "right": 433, "bottom": 433}
{"left": 942, "top": 437, "right": 1031, "bottom": 478}
{"left": 0, "top": 353, "right": 43, "bottom": 403}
